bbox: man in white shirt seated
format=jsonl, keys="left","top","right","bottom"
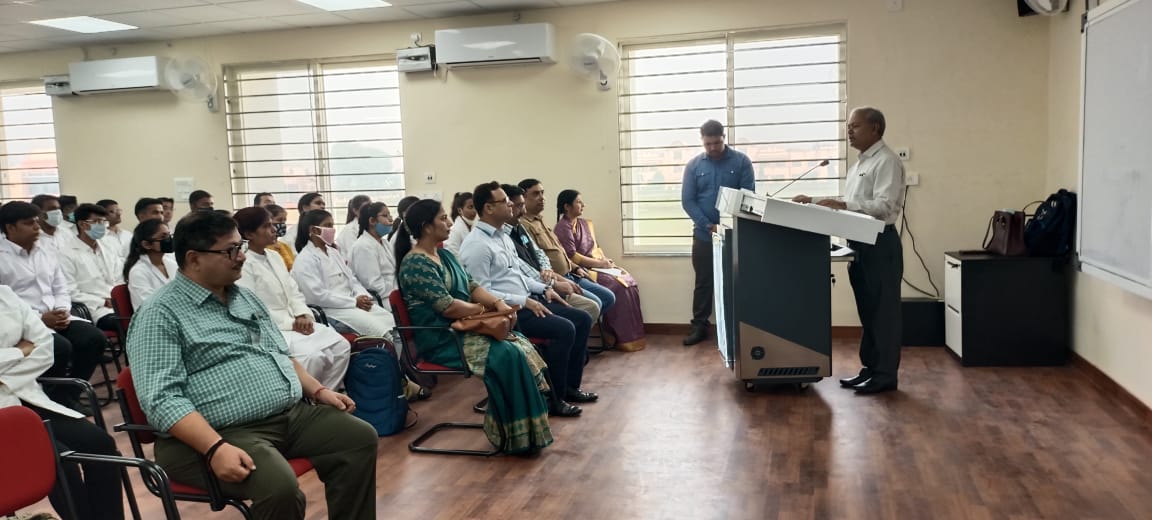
{"left": 97, "top": 198, "right": 132, "bottom": 258}
{"left": 158, "top": 197, "right": 175, "bottom": 225}
{"left": 58, "top": 194, "right": 78, "bottom": 235}
{"left": 0, "top": 201, "right": 108, "bottom": 412}
{"left": 60, "top": 203, "right": 123, "bottom": 333}
{"left": 30, "top": 194, "right": 73, "bottom": 254}
{"left": 134, "top": 197, "right": 166, "bottom": 224}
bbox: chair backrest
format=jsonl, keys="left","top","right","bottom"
{"left": 0, "top": 406, "right": 59, "bottom": 515}
{"left": 110, "top": 283, "right": 133, "bottom": 325}
{"left": 116, "top": 368, "right": 158, "bottom": 445}
{"left": 389, "top": 290, "right": 421, "bottom": 367}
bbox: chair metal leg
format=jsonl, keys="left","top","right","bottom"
{"left": 408, "top": 422, "right": 501, "bottom": 456}
{"left": 473, "top": 397, "right": 488, "bottom": 414}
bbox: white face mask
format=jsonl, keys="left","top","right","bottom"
{"left": 45, "top": 209, "right": 63, "bottom": 227}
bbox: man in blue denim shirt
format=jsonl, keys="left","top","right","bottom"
{"left": 680, "top": 120, "right": 755, "bottom": 346}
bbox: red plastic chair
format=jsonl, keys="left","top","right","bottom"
{"left": 0, "top": 405, "right": 178, "bottom": 519}
{"left": 115, "top": 368, "right": 314, "bottom": 518}
{"left": 389, "top": 289, "right": 502, "bottom": 456}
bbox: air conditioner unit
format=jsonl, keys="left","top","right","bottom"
{"left": 434, "top": 23, "right": 555, "bottom": 69}
{"left": 68, "top": 56, "right": 171, "bottom": 95}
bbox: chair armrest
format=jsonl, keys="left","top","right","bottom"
{"left": 60, "top": 451, "right": 182, "bottom": 520}
{"left": 38, "top": 377, "right": 104, "bottom": 430}
{"left": 71, "top": 302, "right": 93, "bottom": 321}
{"left": 368, "top": 290, "right": 384, "bottom": 307}
{"left": 308, "top": 305, "right": 329, "bottom": 326}
{"left": 393, "top": 325, "right": 470, "bottom": 378}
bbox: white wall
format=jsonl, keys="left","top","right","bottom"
{"left": 0, "top": 0, "right": 1052, "bottom": 324}
{"left": 1046, "top": 2, "right": 1152, "bottom": 407}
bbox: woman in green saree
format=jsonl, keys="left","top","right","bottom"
{"left": 395, "top": 199, "right": 553, "bottom": 454}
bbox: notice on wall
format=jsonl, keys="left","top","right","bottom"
{"left": 174, "top": 177, "right": 195, "bottom": 202}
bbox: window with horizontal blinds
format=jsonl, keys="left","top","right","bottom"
{"left": 224, "top": 58, "right": 405, "bottom": 217}
{"left": 0, "top": 82, "right": 59, "bottom": 203}
{"left": 619, "top": 28, "right": 846, "bottom": 254}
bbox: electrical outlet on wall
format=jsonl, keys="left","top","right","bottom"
{"left": 895, "top": 147, "right": 911, "bottom": 161}
{"left": 906, "top": 171, "right": 920, "bottom": 186}
{"left": 887, "top": 0, "right": 903, "bottom": 12}
{"left": 424, "top": 172, "right": 436, "bottom": 184}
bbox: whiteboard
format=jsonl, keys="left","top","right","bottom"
{"left": 1080, "top": 0, "right": 1152, "bottom": 299}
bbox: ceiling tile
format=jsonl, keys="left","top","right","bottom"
{"left": 149, "top": 23, "right": 241, "bottom": 38}
{"left": 332, "top": 7, "right": 421, "bottom": 22}
{"left": 0, "top": 38, "right": 63, "bottom": 52}
{"left": 554, "top": 0, "right": 618, "bottom": 4}
{"left": 0, "top": 21, "right": 77, "bottom": 39}
{"left": 271, "top": 12, "right": 354, "bottom": 27}
{"left": 100, "top": 11, "right": 203, "bottom": 28}
{"left": 469, "top": 0, "right": 557, "bottom": 8}
{"left": 208, "top": 17, "right": 295, "bottom": 31}
{"left": 29, "top": 0, "right": 212, "bottom": 16}
{"left": 0, "top": 2, "right": 68, "bottom": 23}
{"left": 148, "top": 4, "right": 257, "bottom": 23}
{"left": 216, "top": 0, "right": 325, "bottom": 17}
{"left": 401, "top": 1, "right": 480, "bottom": 18}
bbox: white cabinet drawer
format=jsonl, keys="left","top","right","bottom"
{"left": 944, "top": 256, "right": 962, "bottom": 311}
{"left": 945, "top": 304, "right": 962, "bottom": 358}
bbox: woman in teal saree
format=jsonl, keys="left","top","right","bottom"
{"left": 395, "top": 199, "right": 553, "bottom": 454}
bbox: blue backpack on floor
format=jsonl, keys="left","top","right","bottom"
{"left": 345, "top": 345, "right": 408, "bottom": 436}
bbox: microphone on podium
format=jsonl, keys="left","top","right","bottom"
{"left": 770, "top": 159, "right": 830, "bottom": 198}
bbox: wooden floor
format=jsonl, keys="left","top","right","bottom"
{"left": 19, "top": 334, "right": 1152, "bottom": 520}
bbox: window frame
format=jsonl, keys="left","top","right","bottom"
{"left": 0, "top": 80, "right": 59, "bottom": 204}
{"left": 223, "top": 55, "right": 406, "bottom": 217}
{"left": 618, "top": 24, "right": 848, "bottom": 255}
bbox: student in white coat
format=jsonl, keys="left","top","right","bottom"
{"left": 234, "top": 207, "right": 351, "bottom": 390}
{"left": 348, "top": 201, "right": 397, "bottom": 303}
{"left": 290, "top": 209, "right": 396, "bottom": 337}
{"left": 336, "top": 194, "right": 371, "bottom": 254}
{"left": 443, "top": 191, "right": 477, "bottom": 256}
{"left": 123, "top": 219, "right": 178, "bottom": 310}
{"left": 97, "top": 199, "right": 133, "bottom": 258}
{"left": 0, "top": 283, "right": 125, "bottom": 519}
{"left": 59, "top": 203, "right": 122, "bottom": 332}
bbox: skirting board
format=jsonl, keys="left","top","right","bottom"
{"left": 1071, "top": 352, "right": 1152, "bottom": 427}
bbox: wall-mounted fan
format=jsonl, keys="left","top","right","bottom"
{"left": 568, "top": 33, "right": 621, "bottom": 91}
{"left": 1024, "top": 0, "right": 1070, "bottom": 15}
{"left": 165, "top": 57, "right": 220, "bottom": 112}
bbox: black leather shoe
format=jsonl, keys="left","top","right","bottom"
{"left": 839, "top": 369, "right": 873, "bottom": 388}
{"left": 853, "top": 379, "right": 898, "bottom": 395}
{"left": 549, "top": 401, "right": 583, "bottom": 417}
{"left": 683, "top": 324, "right": 708, "bottom": 346}
{"left": 565, "top": 389, "right": 598, "bottom": 403}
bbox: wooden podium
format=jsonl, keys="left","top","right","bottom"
{"left": 713, "top": 188, "right": 884, "bottom": 388}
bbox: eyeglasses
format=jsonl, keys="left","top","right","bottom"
{"left": 193, "top": 241, "right": 247, "bottom": 261}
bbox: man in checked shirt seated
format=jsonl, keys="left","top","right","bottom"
{"left": 126, "top": 211, "right": 377, "bottom": 520}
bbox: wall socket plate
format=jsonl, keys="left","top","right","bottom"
{"left": 895, "top": 147, "right": 911, "bottom": 161}
{"left": 887, "top": 0, "right": 903, "bottom": 12}
{"left": 424, "top": 172, "right": 436, "bottom": 184}
{"left": 906, "top": 171, "right": 920, "bottom": 186}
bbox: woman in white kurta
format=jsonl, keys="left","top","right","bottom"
{"left": 348, "top": 201, "right": 397, "bottom": 301}
{"left": 290, "top": 209, "right": 396, "bottom": 337}
{"left": 336, "top": 194, "right": 371, "bottom": 254}
{"left": 123, "top": 219, "right": 178, "bottom": 310}
{"left": 0, "top": 284, "right": 125, "bottom": 518}
{"left": 234, "top": 207, "right": 351, "bottom": 390}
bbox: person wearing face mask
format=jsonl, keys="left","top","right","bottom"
{"left": 264, "top": 204, "right": 296, "bottom": 270}
{"left": 444, "top": 191, "right": 477, "bottom": 256}
{"left": 348, "top": 202, "right": 397, "bottom": 302}
{"left": 30, "top": 194, "right": 75, "bottom": 254}
{"left": 124, "top": 219, "right": 178, "bottom": 310}
{"left": 96, "top": 199, "right": 132, "bottom": 259}
{"left": 290, "top": 209, "right": 428, "bottom": 401}
{"left": 189, "top": 190, "right": 215, "bottom": 214}
{"left": 58, "top": 195, "right": 79, "bottom": 233}
{"left": 59, "top": 203, "right": 122, "bottom": 333}
{"left": 234, "top": 208, "right": 351, "bottom": 391}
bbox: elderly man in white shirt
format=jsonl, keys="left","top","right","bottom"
{"left": 348, "top": 201, "right": 397, "bottom": 302}
{"left": 0, "top": 201, "right": 109, "bottom": 411}
{"left": 794, "top": 106, "right": 905, "bottom": 395}
{"left": 59, "top": 203, "right": 123, "bottom": 332}
{"left": 234, "top": 207, "right": 351, "bottom": 390}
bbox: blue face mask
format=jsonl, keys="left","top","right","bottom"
{"left": 273, "top": 222, "right": 287, "bottom": 237}
{"left": 86, "top": 223, "right": 107, "bottom": 240}
{"left": 375, "top": 222, "right": 393, "bottom": 237}
{"left": 66, "top": 212, "right": 75, "bottom": 223}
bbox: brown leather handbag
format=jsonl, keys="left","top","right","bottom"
{"left": 450, "top": 305, "right": 521, "bottom": 340}
{"left": 983, "top": 210, "right": 1027, "bottom": 256}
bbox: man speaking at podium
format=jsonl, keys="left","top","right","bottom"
{"left": 793, "top": 107, "right": 905, "bottom": 394}
{"left": 681, "top": 120, "right": 755, "bottom": 346}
